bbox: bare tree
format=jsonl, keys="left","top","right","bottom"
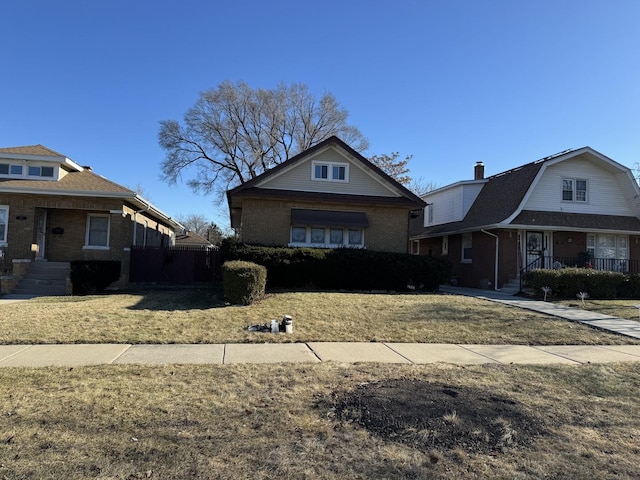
{"left": 159, "top": 81, "right": 369, "bottom": 201}
{"left": 408, "top": 176, "right": 439, "bottom": 197}
{"left": 368, "top": 152, "right": 412, "bottom": 185}
{"left": 176, "top": 213, "right": 224, "bottom": 244}
{"left": 368, "top": 152, "right": 437, "bottom": 196}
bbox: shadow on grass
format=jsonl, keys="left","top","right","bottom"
{"left": 124, "top": 284, "right": 227, "bottom": 311}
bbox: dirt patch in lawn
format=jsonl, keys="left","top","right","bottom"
{"left": 329, "top": 378, "right": 546, "bottom": 456}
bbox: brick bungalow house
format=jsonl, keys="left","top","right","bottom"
{"left": 0, "top": 145, "right": 183, "bottom": 294}
{"left": 226, "top": 136, "right": 426, "bottom": 253}
{"left": 410, "top": 147, "right": 640, "bottom": 292}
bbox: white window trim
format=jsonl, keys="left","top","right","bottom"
{"left": 311, "top": 161, "right": 350, "bottom": 183}
{"left": 83, "top": 213, "right": 111, "bottom": 250}
{"left": 0, "top": 205, "right": 8, "bottom": 246}
{"left": 0, "top": 163, "right": 25, "bottom": 178}
{"left": 27, "top": 165, "right": 55, "bottom": 178}
{"left": 289, "top": 225, "right": 364, "bottom": 248}
{"left": 562, "top": 177, "right": 588, "bottom": 203}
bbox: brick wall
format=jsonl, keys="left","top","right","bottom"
{"left": 239, "top": 198, "right": 411, "bottom": 253}
{"left": 0, "top": 193, "right": 174, "bottom": 274}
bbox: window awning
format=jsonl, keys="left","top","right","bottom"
{"left": 290, "top": 209, "right": 369, "bottom": 228}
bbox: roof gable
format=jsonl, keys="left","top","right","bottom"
{"left": 227, "top": 136, "right": 425, "bottom": 212}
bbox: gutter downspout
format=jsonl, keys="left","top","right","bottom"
{"left": 132, "top": 199, "right": 151, "bottom": 246}
{"left": 481, "top": 229, "right": 499, "bottom": 291}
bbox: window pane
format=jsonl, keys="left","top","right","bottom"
{"left": 576, "top": 180, "right": 587, "bottom": 201}
{"left": 0, "top": 224, "right": 4, "bottom": 241}
{"left": 41, "top": 166, "right": 54, "bottom": 177}
{"left": 88, "top": 216, "right": 109, "bottom": 246}
{"left": 332, "top": 165, "right": 345, "bottom": 180}
{"left": 0, "top": 164, "right": 8, "bottom": 174}
{"left": 10, "top": 165, "right": 22, "bottom": 175}
{"left": 462, "top": 233, "right": 472, "bottom": 260}
{"left": 314, "top": 164, "right": 328, "bottom": 179}
{"left": 562, "top": 179, "right": 573, "bottom": 201}
{"left": 598, "top": 235, "right": 616, "bottom": 258}
{"left": 329, "top": 228, "right": 343, "bottom": 244}
{"left": 348, "top": 229, "right": 362, "bottom": 245}
{"left": 310, "top": 228, "right": 325, "bottom": 243}
{"left": 291, "top": 227, "right": 306, "bottom": 243}
{"left": 28, "top": 166, "right": 40, "bottom": 176}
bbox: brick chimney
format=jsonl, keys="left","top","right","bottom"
{"left": 474, "top": 161, "right": 485, "bottom": 180}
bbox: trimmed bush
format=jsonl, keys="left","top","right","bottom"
{"left": 70, "top": 261, "right": 121, "bottom": 295}
{"left": 522, "top": 268, "right": 627, "bottom": 299}
{"left": 223, "top": 244, "right": 451, "bottom": 292}
{"left": 222, "top": 260, "right": 267, "bottom": 305}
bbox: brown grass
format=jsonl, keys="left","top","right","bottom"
{"left": 0, "top": 362, "right": 638, "bottom": 479}
{"left": 557, "top": 298, "right": 640, "bottom": 322}
{"left": 0, "top": 288, "right": 638, "bottom": 345}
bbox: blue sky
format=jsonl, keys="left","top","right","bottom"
{"left": 2, "top": 0, "right": 638, "bottom": 230}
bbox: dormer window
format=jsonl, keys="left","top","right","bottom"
{"left": 312, "top": 161, "right": 349, "bottom": 182}
{"left": 0, "top": 164, "right": 24, "bottom": 177}
{"left": 28, "top": 166, "right": 55, "bottom": 178}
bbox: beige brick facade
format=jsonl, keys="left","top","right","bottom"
{"left": 0, "top": 193, "right": 174, "bottom": 274}
{"left": 239, "top": 198, "right": 411, "bottom": 253}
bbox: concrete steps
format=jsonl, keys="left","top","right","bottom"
{"left": 12, "top": 262, "right": 70, "bottom": 296}
{"left": 499, "top": 277, "right": 521, "bottom": 295}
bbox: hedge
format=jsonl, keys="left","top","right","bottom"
{"left": 521, "top": 268, "right": 634, "bottom": 299}
{"left": 70, "top": 261, "right": 121, "bottom": 295}
{"left": 223, "top": 243, "right": 451, "bottom": 292}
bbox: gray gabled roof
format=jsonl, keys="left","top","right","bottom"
{"left": 411, "top": 147, "right": 640, "bottom": 238}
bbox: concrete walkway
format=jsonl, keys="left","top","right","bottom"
{"left": 440, "top": 285, "right": 640, "bottom": 340}
{"left": 0, "top": 342, "right": 639, "bottom": 367}
{"left": 1, "top": 288, "right": 640, "bottom": 367}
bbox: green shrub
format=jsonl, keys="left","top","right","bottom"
{"left": 70, "top": 261, "right": 121, "bottom": 295}
{"left": 618, "top": 273, "right": 640, "bottom": 298}
{"left": 222, "top": 260, "right": 267, "bottom": 305}
{"left": 224, "top": 244, "right": 451, "bottom": 291}
{"left": 522, "top": 268, "right": 627, "bottom": 299}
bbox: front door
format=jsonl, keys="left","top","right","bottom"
{"left": 526, "top": 231, "right": 544, "bottom": 269}
{"left": 35, "top": 209, "right": 47, "bottom": 261}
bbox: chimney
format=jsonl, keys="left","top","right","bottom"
{"left": 474, "top": 161, "right": 485, "bottom": 180}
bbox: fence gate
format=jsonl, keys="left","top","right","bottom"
{"left": 129, "top": 246, "right": 221, "bottom": 283}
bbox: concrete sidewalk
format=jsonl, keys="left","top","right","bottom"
{"left": 0, "top": 342, "right": 639, "bottom": 367}
{"left": 1, "top": 287, "right": 640, "bottom": 367}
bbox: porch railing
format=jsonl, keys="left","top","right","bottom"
{"left": 519, "top": 256, "right": 640, "bottom": 292}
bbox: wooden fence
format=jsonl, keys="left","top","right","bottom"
{"left": 129, "top": 245, "right": 221, "bottom": 283}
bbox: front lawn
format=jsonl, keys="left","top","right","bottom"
{"left": 0, "top": 288, "right": 638, "bottom": 345}
{"left": 0, "top": 362, "right": 638, "bottom": 479}
{"left": 557, "top": 298, "right": 640, "bottom": 322}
